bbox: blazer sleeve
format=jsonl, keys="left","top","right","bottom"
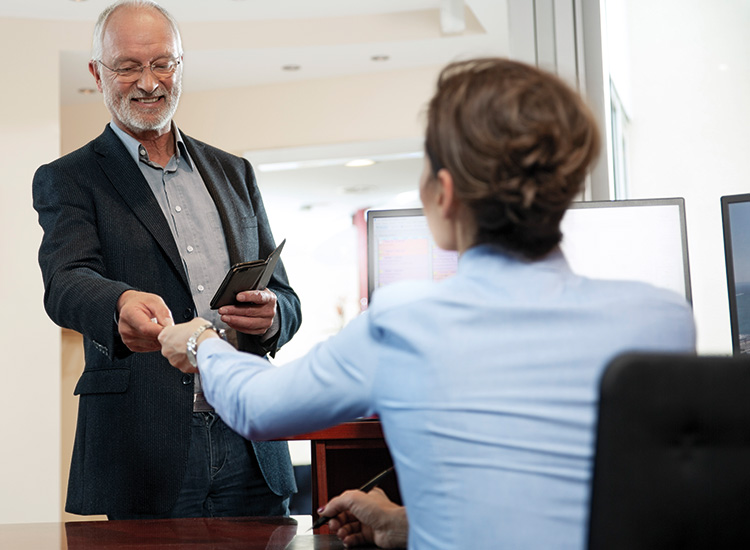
{"left": 32, "top": 160, "right": 134, "bottom": 360}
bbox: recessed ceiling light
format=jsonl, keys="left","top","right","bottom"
{"left": 345, "top": 159, "right": 376, "bottom": 168}
{"left": 282, "top": 64, "right": 301, "bottom": 71}
{"left": 78, "top": 88, "right": 98, "bottom": 95}
{"left": 340, "top": 184, "right": 375, "bottom": 195}
{"left": 70, "top": 0, "right": 88, "bottom": 3}
{"left": 371, "top": 55, "right": 390, "bottom": 62}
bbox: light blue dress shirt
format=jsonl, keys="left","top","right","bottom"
{"left": 197, "top": 244, "right": 696, "bottom": 549}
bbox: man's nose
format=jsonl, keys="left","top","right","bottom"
{"left": 135, "top": 67, "right": 160, "bottom": 93}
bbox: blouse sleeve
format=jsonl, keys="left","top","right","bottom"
{"left": 198, "top": 312, "right": 379, "bottom": 440}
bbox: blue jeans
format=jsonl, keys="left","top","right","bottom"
{"left": 110, "top": 412, "right": 289, "bottom": 520}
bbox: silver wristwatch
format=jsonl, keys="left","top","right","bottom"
{"left": 186, "top": 322, "right": 227, "bottom": 368}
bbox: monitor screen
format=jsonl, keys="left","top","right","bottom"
{"left": 721, "top": 193, "right": 750, "bottom": 355}
{"left": 366, "top": 208, "right": 458, "bottom": 299}
{"left": 367, "top": 198, "right": 692, "bottom": 304}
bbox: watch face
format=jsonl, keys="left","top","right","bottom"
{"left": 186, "top": 323, "right": 219, "bottom": 368}
{"left": 187, "top": 337, "right": 200, "bottom": 367}
{"left": 188, "top": 349, "right": 198, "bottom": 367}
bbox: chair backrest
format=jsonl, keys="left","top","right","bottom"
{"left": 587, "top": 352, "right": 750, "bottom": 550}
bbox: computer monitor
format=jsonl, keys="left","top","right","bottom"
{"left": 560, "top": 198, "right": 691, "bottom": 303}
{"left": 721, "top": 193, "right": 750, "bottom": 355}
{"left": 366, "top": 208, "right": 458, "bottom": 301}
{"left": 366, "top": 198, "right": 692, "bottom": 304}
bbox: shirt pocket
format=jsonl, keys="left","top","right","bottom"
{"left": 232, "top": 214, "right": 260, "bottom": 261}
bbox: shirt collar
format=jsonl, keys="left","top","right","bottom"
{"left": 460, "top": 243, "right": 570, "bottom": 273}
{"left": 108, "top": 121, "right": 193, "bottom": 169}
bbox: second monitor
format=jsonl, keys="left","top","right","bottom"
{"left": 367, "top": 198, "right": 692, "bottom": 304}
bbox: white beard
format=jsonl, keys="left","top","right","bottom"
{"left": 101, "top": 74, "right": 182, "bottom": 134}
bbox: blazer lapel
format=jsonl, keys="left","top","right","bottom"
{"left": 93, "top": 126, "right": 189, "bottom": 288}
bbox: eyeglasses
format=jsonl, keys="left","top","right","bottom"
{"left": 97, "top": 58, "right": 181, "bottom": 83}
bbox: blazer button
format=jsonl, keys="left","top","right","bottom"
{"left": 182, "top": 374, "right": 192, "bottom": 385}
{"left": 182, "top": 308, "right": 193, "bottom": 320}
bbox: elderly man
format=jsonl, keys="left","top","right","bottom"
{"left": 32, "top": 0, "right": 301, "bottom": 519}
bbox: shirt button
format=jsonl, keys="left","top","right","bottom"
{"left": 139, "top": 148, "right": 146, "bottom": 157}
{"left": 197, "top": 285, "right": 205, "bottom": 292}
{"left": 187, "top": 245, "right": 194, "bottom": 253}
{"left": 175, "top": 205, "right": 182, "bottom": 213}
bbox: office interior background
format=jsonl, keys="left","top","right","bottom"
{"left": 1, "top": 0, "right": 748, "bottom": 525}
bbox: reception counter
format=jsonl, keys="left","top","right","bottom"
{"left": 0, "top": 516, "right": 355, "bottom": 549}
{"left": 285, "top": 420, "right": 399, "bottom": 530}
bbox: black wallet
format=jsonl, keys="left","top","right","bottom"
{"left": 209, "top": 239, "right": 286, "bottom": 309}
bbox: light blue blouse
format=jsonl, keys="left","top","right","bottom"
{"left": 198, "top": 244, "right": 696, "bottom": 549}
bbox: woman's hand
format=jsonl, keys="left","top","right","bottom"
{"left": 320, "top": 488, "right": 408, "bottom": 548}
{"left": 158, "top": 317, "right": 216, "bottom": 373}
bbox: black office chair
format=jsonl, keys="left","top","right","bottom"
{"left": 587, "top": 352, "right": 750, "bottom": 550}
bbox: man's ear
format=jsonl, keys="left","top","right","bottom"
{"left": 436, "top": 168, "right": 458, "bottom": 219}
{"left": 89, "top": 61, "right": 104, "bottom": 93}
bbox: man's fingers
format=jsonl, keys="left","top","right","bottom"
{"left": 218, "top": 302, "right": 275, "bottom": 318}
{"left": 121, "top": 323, "right": 164, "bottom": 352}
{"left": 235, "top": 289, "right": 276, "bottom": 304}
{"left": 118, "top": 291, "right": 173, "bottom": 338}
{"left": 121, "top": 324, "right": 161, "bottom": 344}
{"left": 124, "top": 339, "right": 161, "bottom": 353}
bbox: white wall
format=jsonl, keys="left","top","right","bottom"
{"left": 616, "top": 0, "right": 750, "bottom": 354}
{"left": 62, "top": 66, "right": 438, "bottom": 156}
{"left": 0, "top": 18, "right": 91, "bottom": 525}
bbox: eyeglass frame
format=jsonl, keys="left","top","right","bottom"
{"left": 96, "top": 57, "right": 182, "bottom": 82}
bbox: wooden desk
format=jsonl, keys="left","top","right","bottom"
{"left": 0, "top": 517, "right": 350, "bottom": 549}
{"left": 286, "top": 420, "right": 400, "bottom": 530}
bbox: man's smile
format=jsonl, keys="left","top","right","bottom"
{"left": 132, "top": 96, "right": 163, "bottom": 104}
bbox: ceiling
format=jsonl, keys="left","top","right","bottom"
{"left": 3, "top": 0, "right": 461, "bottom": 21}
{"left": 3, "top": 0, "right": 510, "bottom": 214}
{"left": 0, "top": 0, "right": 510, "bottom": 106}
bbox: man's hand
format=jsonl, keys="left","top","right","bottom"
{"left": 158, "top": 317, "right": 214, "bottom": 374}
{"left": 218, "top": 288, "right": 278, "bottom": 336}
{"left": 117, "top": 290, "right": 174, "bottom": 352}
{"left": 320, "top": 488, "right": 408, "bottom": 549}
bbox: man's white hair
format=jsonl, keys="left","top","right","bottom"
{"left": 91, "top": 0, "right": 183, "bottom": 62}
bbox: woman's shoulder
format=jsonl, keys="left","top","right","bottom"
{"left": 367, "top": 280, "right": 443, "bottom": 316}
{"left": 580, "top": 277, "right": 695, "bottom": 337}
{"left": 582, "top": 276, "right": 689, "bottom": 307}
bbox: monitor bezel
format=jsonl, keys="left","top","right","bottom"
{"left": 366, "top": 207, "right": 425, "bottom": 301}
{"left": 565, "top": 197, "right": 692, "bottom": 304}
{"left": 720, "top": 193, "right": 750, "bottom": 355}
{"left": 366, "top": 197, "right": 692, "bottom": 304}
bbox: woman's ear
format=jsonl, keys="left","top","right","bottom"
{"left": 436, "top": 168, "right": 458, "bottom": 219}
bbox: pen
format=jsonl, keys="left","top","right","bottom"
{"left": 311, "top": 466, "right": 395, "bottom": 530}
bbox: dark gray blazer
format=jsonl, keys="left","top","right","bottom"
{"left": 32, "top": 125, "right": 301, "bottom": 516}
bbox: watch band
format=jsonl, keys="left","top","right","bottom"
{"left": 186, "top": 322, "right": 227, "bottom": 367}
